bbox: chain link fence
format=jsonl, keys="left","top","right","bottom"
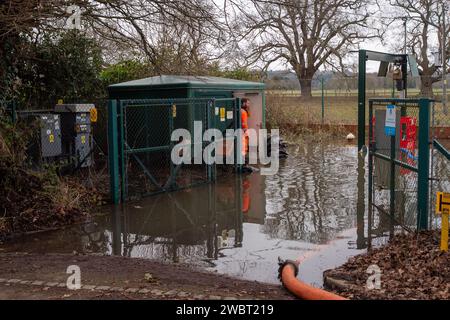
{"left": 368, "top": 98, "right": 432, "bottom": 234}
{"left": 266, "top": 76, "right": 449, "bottom": 130}
{"left": 0, "top": 98, "right": 110, "bottom": 199}
{"left": 2, "top": 96, "right": 243, "bottom": 203}
{"left": 429, "top": 100, "right": 450, "bottom": 229}
{"left": 116, "top": 98, "right": 240, "bottom": 201}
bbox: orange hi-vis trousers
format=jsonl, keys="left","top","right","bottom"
{"left": 241, "top": 109, "right": 249, "bottom": 157}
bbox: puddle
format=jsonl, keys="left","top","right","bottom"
{"left": 3, "top": 137, "right": 448, "bottom": 286}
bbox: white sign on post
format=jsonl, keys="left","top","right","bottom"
{"left": 385, "top": 104, "right": 396, "bottom": 136}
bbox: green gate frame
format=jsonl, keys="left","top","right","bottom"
{"left": 358, "top": 50, "right": 420, "bottom": 150}
{"left": 108, "top": 97, "right": 242, "bottom": 204}
{"left": 108, "top": 100, "right": 120, "bottom": 204}
{"left": 368, "top": 98, "right": 432, "bottom": 231}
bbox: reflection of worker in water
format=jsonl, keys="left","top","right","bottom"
{"left": 242, "top": 176, "right": 251, "bottom": 214}
{"left": 240, "top": 99, "right": 252, "bottom": 215}
{"left": 241, "top": 98, "right": 250, "bottom": 159}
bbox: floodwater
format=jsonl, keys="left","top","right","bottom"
{"left": 4, "top": 136, "right": 449, "bottom": 286}
{"left": 1, "top": 137, "right": 373, "bottom": 287}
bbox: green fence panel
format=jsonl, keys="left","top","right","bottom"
{"left": 417, "top": 98, "right": 430, "bottom": 230}
{"left": 368, "top": 98, "right": 432, "bottom": 233}
{"left": 108, "top": 98, "right": 239, "bottom": 201}
{"left": 108, "top": 100, "right": 120, "bottom": 204}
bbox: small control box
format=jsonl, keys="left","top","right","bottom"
{"left": 55, "top": 104, "right": 95, "bottom": 168}
{"left": 39, "top": 114, "right": 62, "bottom": 158}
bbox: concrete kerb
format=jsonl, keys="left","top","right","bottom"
{"left": 0, "top": 277, "right": 233, "bottom": 299}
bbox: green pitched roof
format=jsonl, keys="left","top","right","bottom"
{"left": 108, "top": 75, "right": 265, "bottom": 90}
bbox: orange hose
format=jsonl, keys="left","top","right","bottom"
{"left": 281, "top": 264, "right": 347, "bottom": 300}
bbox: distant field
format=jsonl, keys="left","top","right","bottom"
{"left": 265, "top": 94, "right": 450, "bottom": 128}
{"left": 266, "top": 95, "right": 362, "bottom": 127}
{"left": 267, "top": 88, "right": 449, "bottom": 98}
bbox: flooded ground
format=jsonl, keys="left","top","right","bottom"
{"left": 1, "top": 137, "right": 366, "bottom": 287}
{"left": 2, "top": 137, "right": 449, "bottom": 287}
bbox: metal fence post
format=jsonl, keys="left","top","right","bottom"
{"left": 108, "top": 99, "right": 120, "bottom": 204}
{"left": 205, "top": 100, "right": 210, "bottom": 182}
{"left": 417, "top": 98, "right": 430, "bottom": 230}
{"left": 235, "top": 97, "right": 242, "bottom": 173}
{"left": 368, "top": 100, "right": 374, "bottom": 248}
{"left": 207, "top": 99, "right": 216, "bottom": 182}
{"left": 358, "top": 50, "right": 367, "bottom": 150}
{"left": 119, "top": 101, "right": 127, "bottom": 201}
{"left": 389, "top": 127, "right": 396, "bottom": 237}
{"left": 321, "top": 78, "right": 325, "bottom": 125}
{"left": 168, "top": 101, "right": 175, "bottom": 189}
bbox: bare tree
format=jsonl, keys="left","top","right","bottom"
{"left": 390, "top": 0, "right": 450, "bottom": 96}
{"left": 0, "top": 0, "right": 231, "bottom": 101}
{"left": 0, "top": 1, "right": 61, "bottom": 36}
{"left": 228, "top": 0, "right": 378, "bottom": 98}
{"left": 140, "top": 10, "right": 230, "bottom": 75}
{"left": 0, "top": 0, "right": 225, "bottom": 73}
{"left": 79, "top": 0, "right": 225, "bottom": 73}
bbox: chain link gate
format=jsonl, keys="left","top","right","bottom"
{"left": 368, "top": 98, "right": 432, "bottom": 234}
{"left": 108, "top": 97, "right": 242, "bottom": 202}
{"left": 429, "top": 100, "right": 450, "bottom": 229}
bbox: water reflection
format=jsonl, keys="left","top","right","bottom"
{"left": 356, "top": 152, "right": 368, "bottom": 250}
{"left": 115, "top": 178, "right": 246, "bottom": 265}
{"left": 1, "top": 139, "right": 372, "bottom": 286}
{"left": 264, "top": 141, "right": 360, "bottom": 244}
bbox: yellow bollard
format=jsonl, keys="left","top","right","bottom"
{"left": 436, "top": 192, "right": 450, "bottom": 252}
{"left": 442, "top": 209, "right": 449, "bottom": 252}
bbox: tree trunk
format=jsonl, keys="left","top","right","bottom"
{"left": 299, "top": 78, "right": 312, "bottom": 99}
{"left": 420, "top": 75, "right": 434, "bottom": 97}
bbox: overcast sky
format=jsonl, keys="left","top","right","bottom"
{"left": 232, "top": 0, "right": 445, "bottom": 73}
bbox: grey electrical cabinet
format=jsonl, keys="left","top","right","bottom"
{"left": 55, "top": 104, "right": 94, "bottom": 168}
{"left": 39, "top": 114, "right": 62, "bottom": 158}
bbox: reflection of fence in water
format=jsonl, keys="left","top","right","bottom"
{"left": 103, "top": 176, "right": 244, "bottom": 264}
{"left": 118, "top": 98, "right": 240, "bottom": 201}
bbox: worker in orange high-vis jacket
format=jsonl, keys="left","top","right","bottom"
{"left": 241, "top": 98, "right": 250, "bottom": 159}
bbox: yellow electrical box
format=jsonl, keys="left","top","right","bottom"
{"left": 436, "top": 192, "right": 450, "bottom": 252}
{"left": 90, "top": 107, "right": 98, "bottom": 123}
{"left": 436, "top": 192, "right": 450, "bottom": 214}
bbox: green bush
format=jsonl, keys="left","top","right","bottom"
{"left": 2, "top": 30, "right": 104, "bottom": 109}
{"left": 100, "top": 60, "right": 153, "bottom": 87}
